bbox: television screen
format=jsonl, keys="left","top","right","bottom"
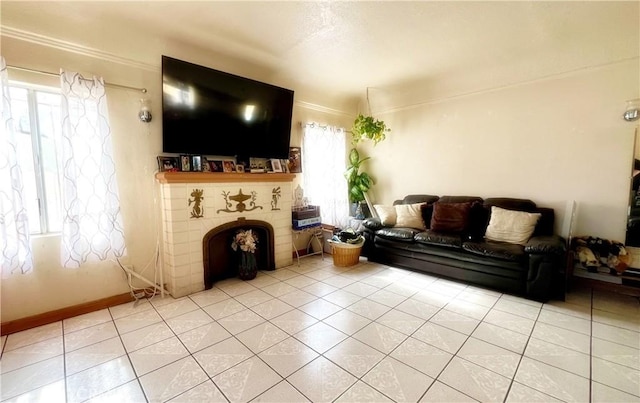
{"left": 162, "top": 56, "right": 294, "bottom": 159}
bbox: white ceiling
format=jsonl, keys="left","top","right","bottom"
{"left": 2, "top": 1, "right": 638, "bottom": 109}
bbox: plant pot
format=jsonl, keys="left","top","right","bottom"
{"left": 349, "top": 202, "right": 370, "bottom": 219}
{"left": 237, "top": 251, "right": 257, "bottom": 280}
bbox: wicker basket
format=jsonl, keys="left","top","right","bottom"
{"left": 329, "top": 239, "right": 365, "bottom": 267}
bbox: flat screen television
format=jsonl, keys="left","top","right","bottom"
{"left": 162, "top": 55, "right": 294, "bottom": 159}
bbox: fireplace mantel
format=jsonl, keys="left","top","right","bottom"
{"left": 155, "top": 172, "right": 295, "bottom": 184}
{"left": 156, "top": 172, "right": 295, "bottom": 297}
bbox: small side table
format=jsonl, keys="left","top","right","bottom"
{"left": 292, "top": 226, "right": 324, "bottom": 266}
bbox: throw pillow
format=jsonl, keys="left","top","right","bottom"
{"left": 485, "top": 206, "right": 541, "bottom": 245}
{"left": 395, "top": 203, "right": 426, "bottom": 229}
{"left": 430, "top": 201, "right": 472, "bottom": 232}
{"left": 374, "top": 205, "right": 397, "bottom": 226}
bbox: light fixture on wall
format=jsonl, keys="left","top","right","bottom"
{"left": 623, "top": 98, "right": 640, "bottom": 122}
{"left": 138, "top": 98, "right": 152, "bottom": 123}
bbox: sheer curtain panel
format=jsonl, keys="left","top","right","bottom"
{"left": 0, "top": 57, "right": 33, "bottom": 276}
{"left": 59, "top": 71, "right": 126, "bottom": 268}
{"left": 302, "top": 123, "right": 348, "bottom": 227}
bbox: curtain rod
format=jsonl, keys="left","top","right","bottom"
{"left": 7, "top": 64, "right": 147, "bottom": 93}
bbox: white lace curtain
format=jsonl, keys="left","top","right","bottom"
{"left": 0, "top": 57, "right": 32, "bottom": 277}
{"left": 59, "top": 70, "right": 126, "bottom": 268}
{"left": 302, "top": 123, "right": 349, "bottom": 227}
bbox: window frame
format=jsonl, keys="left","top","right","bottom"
{"left": 9, "top": 81, "right": 62, "bottom": 235}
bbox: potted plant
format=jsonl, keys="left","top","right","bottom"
{"left": 345, "top": 88, "right": 391, "bottom": 218}
{"left": 351, "top": 113, "right": 390, "bottom": 145}
{"left": 345, "top": 148, "right": 372, "bottom": 215}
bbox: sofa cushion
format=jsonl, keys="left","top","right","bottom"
{"left": 375, "top": 227, "right": 419, "bottom": 242}
{"left": 420, "top": 203, "right": 435, "bottom": 229}
{"left": 374, "top": 205, "right": 397, "bottom": 226}
{"left": 415, "top": 230, "right": 463, "bottom": 248}
{"left": 462, "top": 240, "right": 526, "bottom": 262}
{"left": 395, "top": 203, "right": 426, "bottom": 229}
{"left": 485, "top": 206, "right": 541, "bottom": 245}
{"left": 467, "top": 201, "right": 490, "bottom": 240}
{"left": 430, "top": 201, "right": 472, "bottom": 232}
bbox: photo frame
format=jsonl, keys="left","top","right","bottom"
{"left": 289, "top": 147, "right": 301, "bottom": 173}
{"left": 179, "top": 155, "right": 191, "bottom": 171}
{"left": 236, "top": 164, "right": 245, "bottom": 173}
{"left": 223, "top": 160, "right": 236, "bottom": 173}
{"left": 271, "top": 158, "right": 283, "bottom": 173}
{"left": 191, "top": 155, "right": 203, "bottom": 172}
{"left": 209, "top": 160, "right": 223, "bottom": 172}
{"left": 249, "top": 157, "right": 267, "bottom": 173}
{"left": 281, "top": 159, "right": 290, "bottom": 173}
{"left": 157, "top": 156, "right": 179, "bottom": 172}
{"left": 202, "top": 158, "right": 211, "bottom": 172}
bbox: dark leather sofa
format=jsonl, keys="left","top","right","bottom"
{"left": 361, "top": 195, "right": 567, "bottom": 302}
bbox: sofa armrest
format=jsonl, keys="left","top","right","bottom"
{"left": 363, "top": 217, "right": 384, "bottom": 231}
{"left": 525, "top": 235, "right": 567, "bottom": 302}
{"left": 524, "top": 235, "right": 566, "bottom": 255}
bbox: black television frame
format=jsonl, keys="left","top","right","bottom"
{"left": 161, "top": 55, "right": 294, "bottom": 159}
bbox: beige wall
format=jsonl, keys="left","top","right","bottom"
{"left": 364, "top": 59, "right": 640, "bottom": 241}
{"left": 0, "top": 36, "right": 353, "bottom": 322}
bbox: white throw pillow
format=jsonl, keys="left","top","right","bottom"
{"left": 395, "top": 203, "right": 426, "bottom": 230}
{"left": 374, "top": 205, "right": 397, "bottom": 226}
{"left": 485, "top": 206, "right": 541, "bottom": 245}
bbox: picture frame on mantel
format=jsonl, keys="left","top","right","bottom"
{"left": 271, "top": 159, "right": 283, "bottom": 173}
{"left": 157, "top": 156, "right": 179, "bottom": 172}
{"left": 179, "top": 155, "right": 191, "bottom": 171}
{"left": 191, "top": 155, "right": 203, "bottom": 172}
{"left": 209, "top": 160, "right": 223, "bottom": 172}
{"left": 289, "top": 147, "right": 301, "bottom": 173}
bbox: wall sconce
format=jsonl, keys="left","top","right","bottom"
{"left": 623, "top": 99, "right": 640, "bottom": 122}
{"left": 139, "top": 98, "right": 152, "bottom": 123}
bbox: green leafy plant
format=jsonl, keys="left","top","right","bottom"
{"left": 344, "top": 148, "right": 372, "bottom": 203}
{"left": 351, "top": 113, "right": 390, "bottom": 145}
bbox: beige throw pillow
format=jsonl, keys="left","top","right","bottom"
{"left": 485, "top": 206, "right": 541, "bottom": 245}
{"left": 395, "top": 203, "right": 426, "bottom": 230}
{"left": 374, "top": 205, "right": 397, "bottom": 226}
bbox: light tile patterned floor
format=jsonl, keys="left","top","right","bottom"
{"left": 1, "top": 256, "right": 639, "bottom": 402}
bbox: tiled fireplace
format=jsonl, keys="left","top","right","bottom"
{"left": 156, "top": 172, "right": 295, "bottom": 297}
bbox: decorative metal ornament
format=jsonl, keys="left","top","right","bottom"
{"left": 623, "top": 99, "right": 640, "bottom": 122}
{"left": 271, "top": 187, "right": 281, "bottom": 210}
{"left": 139, "top": 98, "right": 152, "bottom": 123}
{"left": 217, "top": 189, "right": 263, "bottom": 213}
{"left": 189, "top": 189, "right": 204, "bottom": 218}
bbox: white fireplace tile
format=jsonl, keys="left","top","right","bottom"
{"left": 171, "top": 208, "right": 191, "bottom": 222}
{"left": 189, "top": 241, "right": 204, "bottom": 262}
{"left": 167, "top": 221, "right": 189, "bottom": 233}
{"left": 175, "top": 274, "right": 191, "bottom": 289}
{"left": 190, "top": 264, "right": 203, "bottom": 277}
{"left": 189, "top": 283, "right": 205, "bottom": 296}
{"left": 164, "top": 184, "right": 187, "bottom": 199}
{"left": 172, "top": 286, "right": 192, "bottom": 298}
{"left": 173, "top": 254, "right": 190, "bottom": 267}
{"left": 168, "top": 233, "right": 189, "bottom": 248}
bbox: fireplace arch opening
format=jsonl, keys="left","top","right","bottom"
{"left": 202, "top": 218, "right": 275, "bottom": 288}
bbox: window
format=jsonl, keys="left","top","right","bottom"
{"left": 301, "top": 123, "right": 349, "bottom": 227}
{"left": 8, "top": 84, "right": 62, "bottom": 234}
